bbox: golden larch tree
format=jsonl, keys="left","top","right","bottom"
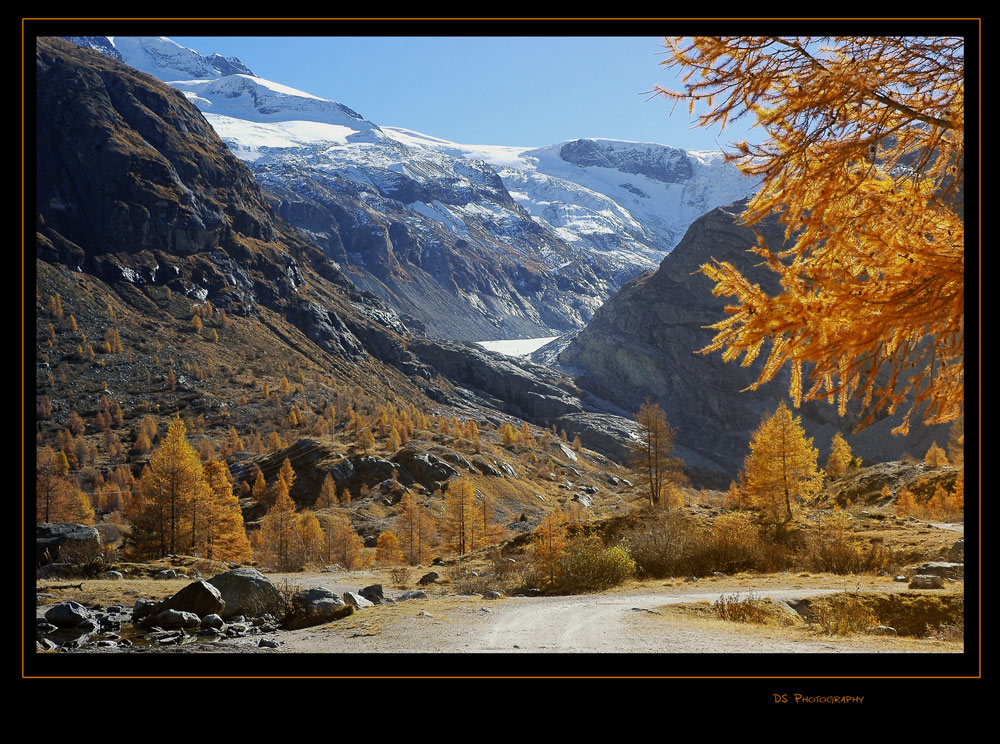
{"left": 739, "top": 401, "right": 823, "bottom": 524}
{"left": 441, "top": 478, "right": 477, "bottom": 555}
{"left": 252, "top": 476, "right": 300, "bottom": 571}
{"left": 316, "top": 473, "right": 339, "bottom": 510}
{"left": 894, "top": 486, "right": 917, "bottom": 517}
{"left": 924, "top": 441, "right": 950, "bottom": 468}
{"left": 533, "top": 507, "right": 568, "bottom": 589}
{"left": 396, "top": 490, "right": 436, "bottom": 565}
{"left": 375, "top": 530, "right": 405, "bottom": 567}
{"left": 629, "top": 399, "right": 685, "bottom": 508}
{"left": 658, "top": 36, "right": 964, "bottom": 435}
{"left": 201, "top": 460, "right": 252, "bottom": 563}
{"left": 322, "top": 514, "right": 367, "bottom": 569}
{"left": 825, "top": 432, "right": 855, "bottom": 479}
{"left": 278, "top": 457, "right": 297, "bottom": 490}
{"left": 128, "top": 416, "right": 209, "bottom": 557}
{"left": 36, "top": 446, "right": 73, "bottom": 523}
{"left": 295, "top": 510, "right": 326, "bottom": 569}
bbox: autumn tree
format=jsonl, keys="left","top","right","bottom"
{"left": 375, "top": 530, "right": 405, "bottom": 567}
{"left": 357, "top": 428, "right": 375, "bottom": 453}
{"left": 201, "top": 460, "right": 252, "bottom": 562}
{"left": 36, "top": 450, "right": 94, "bottom": 526}
{"left": 316, "top": 473, "right": 339, "bottom": 510}
{"left": 322, "top": 514, "right": 367, "bottom": 569}
{"left": 396, "top": 490, "right": 436, "bottom": 565}
{"left": 924, "top": 441, "right": 950, "bottom": 468}
{"left": 533, "top": 508, "right": 568, "bottom": 589}
{"left": 278, "top": 457, "right": 297, "bottom": 491}
{"left": 738, "top": 401, "right": 823, "bottom": 524}
{"left": 36, "top": 446, "right": 71, "bottom": 523}
{"left": 825, "top": 432, "right": 855, "bottom": 479}
{"left": 658, "top": 36, "right": 964, "bottom": 435}
{"left": 252, "top": 477, "right": 300, "bottom": 571}
{"left": 441, "top": 478, "right": 477, "bottom": 555}
{"left": 128, "top": 416, "right": 209, "bottom": 557}
{"left": 295, "top": 510, "right": 326, "bottom": 568}
{"left": 894, "top": 486, "right": 916, "bottom": 516}
{"left": 629, "top": 399, "right": 685, "bottom": 508}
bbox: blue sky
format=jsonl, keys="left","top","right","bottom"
{"left": 169, "top": 35, "right": 762, "bottom": 150}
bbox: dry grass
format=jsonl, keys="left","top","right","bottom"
{"left": 36, "top": 576, "right": 188, "bottom": 609}
{"left": 807, "top": 590, "right": 964, "bottom": 638}
{"left": 713, "top": 591, "right": 794, "bottom": 625}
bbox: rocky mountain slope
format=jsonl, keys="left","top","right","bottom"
{"left": 64, "top": 35, "right": 755, "bottom": 341}
{"left": 34, "top": 37, "right": 639, "bottom": 465}
{"left": 557, "top": 198, "right": 950, "bottom": 485}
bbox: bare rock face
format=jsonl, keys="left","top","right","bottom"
{"left": 559, "top": 139, "right": 693, "bottom": 184}
{"left": 558, "top": 198, "right": 950, "bottom": 485}
{"left": 36, "top": 38, "right": 276, "bottom": 273}
{"left": 34, "top": 37, "right": 410, "bottom": 364}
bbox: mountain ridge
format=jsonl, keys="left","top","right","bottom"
{"left": 64, "top": 35, "right": 755, "bottom": 341}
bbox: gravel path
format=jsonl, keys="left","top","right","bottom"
{"left": 272, "top": 583, "right": 939, "bottom": 654}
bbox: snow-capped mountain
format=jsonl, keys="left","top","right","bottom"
{"left": 66, "top": 36, "right": 756, "bottom": 341}
{"left": 382, "top": 129, "right": 755, "bottom": 266}
{"left": 67, "top": 35, "right": 255, "bottom": 80}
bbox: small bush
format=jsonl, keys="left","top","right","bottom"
{"left": 703, "top": 512, "right": 768, "bottom": 574}
{"left": 626, "top": 512, "right": 707, "bottom": 578}
{"left": 713, "top": 591, "right": 773, "bottom": 624}
{"left": 555, "top": 535, "right": 635, "bottom": 593}
{"left": 803, "top": 511, "right": 895, "bottom": 574}
{"left": 388, "top": 566, "right": 410, "bottom": 588}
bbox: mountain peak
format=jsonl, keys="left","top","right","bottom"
{"left": 64, "top": 35, "right": 256, "bottom": 80}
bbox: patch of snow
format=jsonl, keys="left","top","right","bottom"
{"left": 475, "top": 336, "right": 560, "bottom": 357}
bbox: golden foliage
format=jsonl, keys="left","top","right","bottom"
{"left": 923, "top": 441, "right": 950, "bottom": 468}
{"left": 375, "top": 530, "right": 405, "bottom": 567}
{"left": 322, "top": 514, "right": 368, "bottom": 570}
{"left": 739, "top": 402, "right": 823, "bottom": 524}
{"left": 658, "top": 36, "right": 964, "bottom": 434}
{"left": 825, "top": 431, "right": 854, "bottom": 479}
{"left": 396, "top": 490, "right": 436, "bottom": 565}
{"left": 252, "top": 476, "right": 300, "bottom": 570}
{"left": 201, "top": 460, "right": 252, "bottom": 563}
{"left": 128, "top": 416, "right": 210, "bottom": 557}
{"left": 441, "top": 478, "right": 478, "bottom": 555}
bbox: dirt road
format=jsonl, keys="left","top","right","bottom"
{"left": 271, "top": 579, "right": 957, "bottom": 655}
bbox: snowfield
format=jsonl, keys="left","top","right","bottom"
{"left": 475, "top": 336, "right": 560, "bottom": 356}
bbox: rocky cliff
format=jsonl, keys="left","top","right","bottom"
{"left": 35, "top": 37, "right": 428, "bottom": 372}
{"left": 558, "top": 199, "right": 949, "bottom": 485}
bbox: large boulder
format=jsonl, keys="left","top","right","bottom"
{"left": 151, "top": 579, "right": 226, "bottom": 618}
{"left": 283, "top": 588, "right": 353, "bottom": 630}
{"left": 44, "top": 601, "right": 92, "bottom": 628}
{"left": 207, "top": 567, "right": 286, "bottom": 620}
{"left": 36, "top": 523, "right": 102, "bottom": 566}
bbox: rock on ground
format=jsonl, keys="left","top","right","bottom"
{"left": 207, "top": 567, "right": 287, "bottom": 620}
